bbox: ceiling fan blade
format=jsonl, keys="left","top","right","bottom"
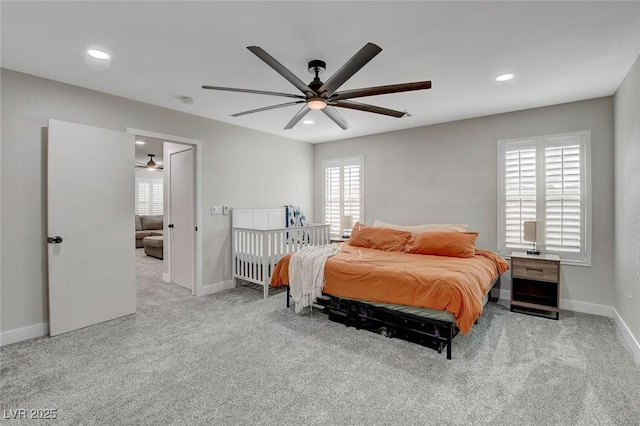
{"left": 231, "top": 101, "right": 305, "bottom": 117}
{"left": 284, "top": 105, "right": 311, "bottom": 129}
{"left": 202, "top": 85, "right": 304, "bottom": 100}
{"left": 321, "top": 106, "right": 350, "bottom": 130}
{"left": 318, "top": 43, "right": 383, "bottom": 97}
{"left": 330, "top": 81, "right": 432, "bottom": 101}
{"left": 247, "top": 46, "right": 316, "bottom": 97}
{"left": 331, "top": 100, "right": 406, "bottom": 118}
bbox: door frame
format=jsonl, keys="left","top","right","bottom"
{"left": 127, "top": 127, "right": 203, "bottom": 296}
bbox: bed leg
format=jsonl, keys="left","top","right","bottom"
{"left": 286, "top": 286, "right": 290, "bottom": 308}
{"left": 264, "top": 283, "right": 269, "bottom": 299}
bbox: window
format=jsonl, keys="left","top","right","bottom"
{"left": 136, "top": 178, "right": 163, "bottom": 215}
{"left": 498, "top": 131, "right": 591, "bottom": 265}
{"left": 322, "top": 157, "right": 363, "bottom": 236}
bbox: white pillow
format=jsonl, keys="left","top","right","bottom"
{"left": 372, "top": 219, "right": 469, "bottom": 233}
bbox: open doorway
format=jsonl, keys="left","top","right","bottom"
{"left": 128, "top": 127, "right": 202, "bottom": 297}
{"left": 133, "top": 136, "right": 165, "bottom": 279}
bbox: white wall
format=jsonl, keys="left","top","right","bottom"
{"left": 135, "top": 168, "right": 164, "bottom": 181}
{"left": 0, "top": 69, "right": 313, "bottom": 335}
{"left": 314, "top": 97, "right": 615, "bottom": 309}
{"left": 614, "top": 55, "right": 640, "bottom": 348}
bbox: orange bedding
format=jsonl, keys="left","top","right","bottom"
{"left": 271, "top": 244, "right": 509, "bottom": 334}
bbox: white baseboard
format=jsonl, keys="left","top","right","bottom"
{"left": 199, "top": 279, "right": 234, "bottom": 296}
{"left": 612, "top": 308, "right": 640, "bottom": 365}
{"left": 162, "top": 273, "right": 169, "bottom": 283}
{"left": 0, "top": 322, "right": 48, "bottom": 347}
{"left": 559, "top": 298, "right": 615, "bottom": 317}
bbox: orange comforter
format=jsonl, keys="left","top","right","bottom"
{"left": 271, "top": 244, "right": 509, "bottom": 334}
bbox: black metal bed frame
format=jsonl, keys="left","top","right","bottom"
{"left": 286, "top": 286, "right": 461, "bottom": 360}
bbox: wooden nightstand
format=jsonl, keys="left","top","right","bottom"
{"left": 510, "top": 251, "right": 560, "bottom": 320}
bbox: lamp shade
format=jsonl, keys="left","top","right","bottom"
{"left": 340, "top": 215, "right": 353, "bottom": 230}
{"left": 523, "top": 221, "right": 539, "bottom": 242}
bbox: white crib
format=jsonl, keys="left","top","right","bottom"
{"left": 232, "top": 209, "right": 331, "bottom": 298}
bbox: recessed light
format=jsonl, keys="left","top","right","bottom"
{"left": 88, "top": 49, "right": 110, "bottom": 60}
{"left": 496, "top": 73, "right": 514, "bottom": 82}
{"left": 135, "top": 140, "right": 145, "bottom": 145}
{"left": 303, "top": 120, "right": 314, "bottom": 124}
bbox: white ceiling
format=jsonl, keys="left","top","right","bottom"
{"left": 2, "top": 1, "right": 640, "bottom": 144}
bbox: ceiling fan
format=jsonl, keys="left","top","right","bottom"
{"left": 135, "top": 154, "right": 163, "bottom": 171}
{"left": 202, "top": 42, "right": 431, "bottom": 130}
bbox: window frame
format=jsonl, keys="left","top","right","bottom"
{"left": 321, "top": 156, "right": 364, "bottom": 237}
{"left": 497, "top": 131, "right": 591, "bottom": 266}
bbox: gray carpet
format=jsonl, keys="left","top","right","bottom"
{"left": 1, "top": 249, "right": 639, "bottom": 425}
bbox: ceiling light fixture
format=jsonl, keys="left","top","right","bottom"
{"left": 306, "top": 97, "right": 327, "bottom": 110}
{"left": 88, "top": 49, "right": 110, "bottom": 60}
{"left": 135, "top": 140, "right": 145, "bottom": 145}
{"left": 496, "top": 73, "right": 514, "bottom": 82}
{"left": 303, "top": 120, "right": 314, "bottom": 124}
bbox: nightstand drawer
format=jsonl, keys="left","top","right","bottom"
{"left": 512, "top": 258, "right": 558, "bottom": 282}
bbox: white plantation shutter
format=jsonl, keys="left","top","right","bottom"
{"left": 498, "top": 131, "right": 590, "bottom": 264}
{"left": 150, "top": 181, "right": 164, "bottom": 215}
{"left": 324, "top": 164, "right": 341, "bottom": 235}
{"left": 322, "top": 157, "right": 364, "bottom": 236}
{"left": 544, "top": 136, "right": 584, "bottom": 255}
{"left": 504, "top": 142, "right": 537, "bottom": 249}
{"left": 343, "top": 159, "right": 361, "bottom": 223}
{"left": 137, "top": 181, "right": 151, "bottom": 215}
{"left": 136, "top": 178, "right": 163, "bottom": 215}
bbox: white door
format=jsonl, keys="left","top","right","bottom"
{"left": 47, "top": 119, "right": 136, "bottom": 336}
{"left": 169, "top": 148, "right": 194, "bottom": 290}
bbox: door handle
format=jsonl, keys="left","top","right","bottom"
{"left": 47, "top": 236, "right": 63, "bottom": 244}
{"left": 168, "top": 224, "right": 174, "bottom": 228}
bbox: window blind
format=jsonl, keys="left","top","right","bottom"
{"left": 498, "top": 131, "right": 589, "bottom": 264}
{"left": 324, "top": 164, "right": 341, "bottom": 235}
{"left": 544, "top": 137, "right": 583, "bottom": 253}
{"left": 322, "top": 157, "right": 363, "bottom": 236}
{"left": 504, "top": 143, "right": 537, "bottom": 249}
{"left": 136, "top": 178, "right": 163, "bottom": 215}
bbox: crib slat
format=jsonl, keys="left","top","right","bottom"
{"left": 232, "top": 223, "right": 331, "bottom": 296}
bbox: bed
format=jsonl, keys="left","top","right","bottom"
{"left": 232, "top": 208, "right": 331, "bottom": 298}
{"left": 270, "top": 222, "right": 510, "bottom": 359}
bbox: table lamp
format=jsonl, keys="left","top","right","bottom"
{"left": 523, "top": 221, "right": 541, "bottom": 255}
{"left": 340, "top": 215, "right": 353, "bottom": 239}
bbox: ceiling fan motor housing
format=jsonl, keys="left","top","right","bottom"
{"left": 308, "top": 60, "right": 326, "bottom": 75}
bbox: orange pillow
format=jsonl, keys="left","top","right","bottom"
{"left": 348, "top": 222, "right": 411, "bottom": 252}
{"left": 405, "top": 231, "right": 478, "bottom": 258}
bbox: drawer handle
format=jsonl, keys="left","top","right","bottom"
{"left": 526, "top": 267, "right": 544, "bottom": 273}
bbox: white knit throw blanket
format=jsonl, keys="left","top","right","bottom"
{"left": 289, "top": 244, "right": 341, "bottom": 313}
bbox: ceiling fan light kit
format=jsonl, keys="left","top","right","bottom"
{"left": 307, "top": 98, "right": 327, "bottom": 110}
{"left": 203, "top": 42, "right": 431, "bottom": 130}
